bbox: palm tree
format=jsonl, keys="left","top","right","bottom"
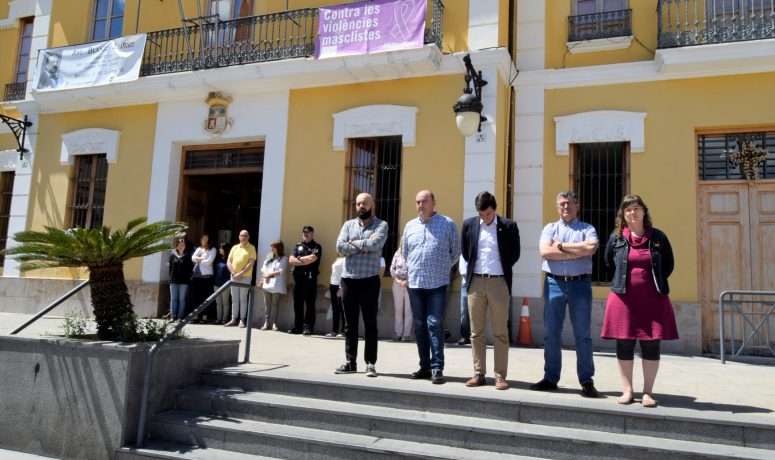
{"left": 3, "top": 217, "right": 187, "bottom": 341}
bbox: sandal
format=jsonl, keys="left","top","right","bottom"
{"left": 272, "top": 324, "right": 279, "bottom": 331}
{"left": 617, "top": 393, "right": 635, "bottom": 405}
{"left": 642, "top": 393, "right": 657, "bottom": 408}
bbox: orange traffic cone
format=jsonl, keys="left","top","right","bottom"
{"left": 515, "top": 297, "right": 533, "bottom": 346}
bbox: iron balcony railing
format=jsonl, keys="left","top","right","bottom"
{"left": 568, "top": 9, "right": 632, "bottom": 42}
{"left": 658, "top": 0, "right": 775, "bottom": 48}
{"left": 3, "top": 82, "right": 26, "bottom": 102}
{"left": 141, "top": 0, "right": 444, "bottom": 77}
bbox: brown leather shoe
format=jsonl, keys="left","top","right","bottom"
{"left": 466, "top": 373, "right": 486, "bottom": 387}
{"left": 495, "top": 376, "right": 509, "bottom": 390}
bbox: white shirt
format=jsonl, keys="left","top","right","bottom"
{"left": 473, "top": 216, "right": 504, "bottom": 276}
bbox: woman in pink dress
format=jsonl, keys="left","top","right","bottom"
{"left": 602, "top": 195, "right": 677, "bottom": 408}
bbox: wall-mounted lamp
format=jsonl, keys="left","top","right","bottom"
{"left": 452, "top": 54, "right": 488, "bottom": 137}
{"left": 0, "top": 114, "right": 32, "bottom": 160}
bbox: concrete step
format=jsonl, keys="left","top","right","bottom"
{"left": 166, "top": 387, "right": 775, "bottom": 460}
{"left": 199, "top": 369, "right": 775, "bottom": 450}
{"left": 116, "top": 440, "right": 276, "bottom": 459}
{"left": 149, "top": 410, "right": 543, "bottom": 460}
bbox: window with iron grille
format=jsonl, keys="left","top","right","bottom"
{"left": 698, "top": 131, "right": 775, "bottom": 181}
{"left": 573, "top": 142, "right": 628, "bottom": 283}
{"left": 0, "top": 171, "right": 14, "bottom": 267}
{"left": 345, "top": 137, "right": 402, "bottom": 276}
{"left": 184, "top": 146, "right": 264, "bottom": 171}
{"left": 68, "top": 154, "right": 108, "bottom": 229}
{"left": 92, "top": 0, "right": 125, "bottom": 41}
{"left": 569, "top": 0, "right": 631, "bottom": 42}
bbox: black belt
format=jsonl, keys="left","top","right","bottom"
{"left": 473, "top": 273, "right": 504, "bottom": 278}
{"left": 545, "top": 273, "right": 590, "bottom": 281}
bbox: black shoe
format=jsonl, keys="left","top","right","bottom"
{"left": 303, "top": 328, "right": 312, "bottom": 335}
{"left": 431, "top": 370, "right": 445, "bottom": 384}
{"left": 334, "top": 362, "right": 357, "bottom": 374}
{"left": 410, "top": 367, "right": 432, "bottom": 379}
{"left": 288, "top": 328, "right": 302, "bottom": 335}
{"left": 456, "top": 338, "right": 471, "bottom": 345}
{"left": 444, "top": 329, "right": 451, "bottom": 340}
{"left": 530, "top": 378, "right": 558, "bottom": 392}
{"left": 581, "top": 381, "right": 599, "bottom": 398}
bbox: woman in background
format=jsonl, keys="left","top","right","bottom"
{"left": 212, "top": 242, "right": 232, "bottom": 324}
{"left": 191, "top": 234, "right": 217, "bottom": 323}
{"left": 260, "top": 240, "right": 288, "bottom": 331}
{"left": 168, "top": 238, "right": 193, "bottom": 321}
{"left": 390, "top": 239, "right": 412, "bottom": 341}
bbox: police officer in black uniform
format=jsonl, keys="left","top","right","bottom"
{"left": 289, "top": 225, "right": 322, "bottom": 334}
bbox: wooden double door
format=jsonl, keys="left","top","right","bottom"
{"left": 698, "top": 181, "right": 775, "bottom": 350}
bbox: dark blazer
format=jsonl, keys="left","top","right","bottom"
{"left": 461, "top": 215, "right": 521, "bottom": 294}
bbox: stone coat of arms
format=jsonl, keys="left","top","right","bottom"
{"left": 203, "top": 92, "right": 233, "bottom": 137}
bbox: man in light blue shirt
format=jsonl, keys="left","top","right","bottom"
{"left": 402, "top": 190, "right": 460, "bottom": 384}
{"left": 531, "top": 191, "right": 600, "bottom": 398}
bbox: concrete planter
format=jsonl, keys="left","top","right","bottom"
{"left": 0, "top": 335, "right": 239, "bottom": 459}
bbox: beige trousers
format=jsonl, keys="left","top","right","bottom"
{"left": 467, "top": 276, "right": 510, "bottom": 378}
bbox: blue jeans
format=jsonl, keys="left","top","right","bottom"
{"left": 407, "top": 285, "right": 448, "bottom": 371}
{"left": 542, "top": 276, "right": 595, "bottom": 385}
{"left": 459, "top": 282, "right": 470, "bottom": 340}
{"left": 170, "top": 283, "right": 188, "bottom": 319}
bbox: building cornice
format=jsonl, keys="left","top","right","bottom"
{"left": 515, "top": 38, "right": 775, "bottom": 90}
{"left": 14, "top": 46, "right": 513, "bottom": 114}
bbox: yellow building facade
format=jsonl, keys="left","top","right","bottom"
{"left": 1, "top": 0, "right": 773, "bottom": 354}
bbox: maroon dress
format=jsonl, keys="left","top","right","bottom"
{"left": 601, "top": 228, "right": 679, "bottom": 340}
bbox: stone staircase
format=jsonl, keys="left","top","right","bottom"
{"left": 117, "top": 367, "right": 775, "bottom": 460}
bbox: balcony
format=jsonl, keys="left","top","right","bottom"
{"left": 3, "top": 82, "right": 26, "bottom": 102}
{"left": 658, "top": 0, "right": 775, "bottom": 48}
{"left": 568, "top": 9, "right": 632, "bottom": 42}
{"left": 141, "top": 0, "right": 444, "bottom": 77}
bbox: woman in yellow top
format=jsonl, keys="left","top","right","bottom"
{"left": 225, "top": 229, "right": 257, "bottom": 328}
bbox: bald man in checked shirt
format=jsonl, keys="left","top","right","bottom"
{"left": 402, "top": 190, "right": 461, "bottom": 385}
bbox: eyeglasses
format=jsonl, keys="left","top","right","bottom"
{"left": 239, "top": 234, "right": 249, "bottom": 238}
{"left": 557, "top": 201, "right": 577, "bottom": 207}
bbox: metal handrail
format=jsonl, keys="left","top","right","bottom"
{"left": 9, "top": 279, "right": 91, "bottom": 335}
{"left": 719, "top": 290, "right": 775, "bottom": 364}
{"left": 136, "top": 279, "right": 255, "bottom": 447}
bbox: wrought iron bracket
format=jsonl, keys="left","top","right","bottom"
{"left": 0, "top": 113, "right": 32, "bottom": 160}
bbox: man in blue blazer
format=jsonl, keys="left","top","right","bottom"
{"left": 461, "top": 192, "right": 520, "bottom": 390}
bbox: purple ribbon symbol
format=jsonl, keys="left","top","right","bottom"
{"left": 391, "top": 0, "right": 418, "bottom": 40}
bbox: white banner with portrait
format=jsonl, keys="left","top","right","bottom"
{"left": 33, "top": 34, "right": 147, "bottom": 92}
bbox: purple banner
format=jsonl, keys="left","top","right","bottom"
{"left": 315, "top": 0, "right": 427, "bottom": 59}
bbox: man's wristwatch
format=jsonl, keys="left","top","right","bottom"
{"left": 557, "top": 242, "right": 564, "bottom": 252}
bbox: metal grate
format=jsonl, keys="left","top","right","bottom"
{"left": 574, "top": 142, "right": 627, "bottom": 283}
{"left": 184, "top": 147, "right": 264, "bottom": 170}
{"left": 0, "top": 171, "right": 14, "bottom": 267}
{"left": 698, "top": 131, "right": 775, "bottom": 181}
{"left": 345, "top": 136, "right": 402, "bottom": 276}
{"left": 67, "top": 154, "right": 108, "bottom": 229}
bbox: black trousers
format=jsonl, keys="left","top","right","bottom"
{"left": 341, "top": 276, "right": 380, "bottom": 366}
{"left": 191, "top": 276, "right": 215, "bottom": 319}
{"left": 293, "top": 273, "right": 318, "bottom": 331}
{"left": 329, "top": 284, "right": 345, "bottom": 334}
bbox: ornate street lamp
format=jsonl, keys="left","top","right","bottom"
{"left": 0, "top": 114, "right": 32, "bottom": 160}
{"left": 452, "top": 54, "right": 488, "bottom": 137}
